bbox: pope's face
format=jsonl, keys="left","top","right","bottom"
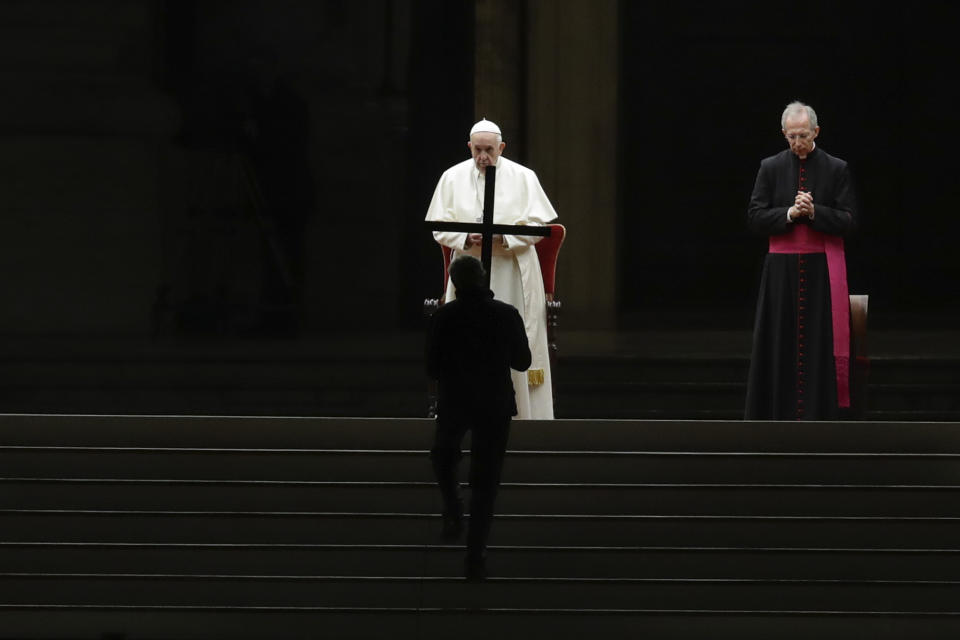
{"left": 469, "top": 132, "right": 505, "bottom": 174}
{"left": 783, "top": 114, "right": 819, "bottom": 159}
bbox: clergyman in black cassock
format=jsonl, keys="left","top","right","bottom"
{"left": 426, "top": 256, "right": 531, "bottom": 580}
{"left": 745, "top": 102, "right": 857, "bottom": 421}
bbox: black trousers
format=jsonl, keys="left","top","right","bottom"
{"left": 430, "top": 414, "right": 511, "bottom": 557}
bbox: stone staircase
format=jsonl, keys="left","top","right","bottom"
{"left": 557, "top": 352, "right": 960, "bottom": 421}
{"left": 2, "top": 414, "right": 960, "bottom": 638}
{"left": 1, "top": 330, "right": 958, "bottom": 421}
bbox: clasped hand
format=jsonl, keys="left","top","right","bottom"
{"left": 790, "top": 190, "right": 815, "bottom": 220}
{"left": 465, "top": 233, "right": 505, "bottom": 249}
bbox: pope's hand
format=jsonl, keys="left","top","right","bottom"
{"left": 465, "top": 233, "right": 483, "bottom": 248}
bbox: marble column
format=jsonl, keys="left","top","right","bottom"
{"left": 474, "top": 0, "right": 618, "bottom": 328}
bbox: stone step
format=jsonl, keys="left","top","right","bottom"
{"left": 869, "top": 410, "right": 960, "bottom": 422}
{"left": 863, "top": 358, "right": 960, "bottom": 385}
{"left": 3, "top": 480, "right": 960, "bottom": 518}
{"left": 559, "top": 355, "right": 958, "bottom": 385}
{"left": 3, "top": 415, "right": 960, "bottom": 634}
{"left": 0, "top": 608, "right": 956, "bottom": 640}
{"left": 559, "top": 355, "right": 748, "bottom": 383}
{"left": 3, "top": 384, "right": 956, "bottom": 420}
{"left": 1, "top": 354, "right": 954, "bottom": 387}
{"left": 0, "top": 359, "right": 420, "bottom": 387}
{"left": 3, "top": 416, "right": 960, "bottom": 453}
{"left": 2, "top": 511, "right": 960, "bottom": 549}
{"left": 0, "top": 353, "right": 951, "bottom": 385}
{"left": 558, "top": 381, "right": 960, "bottom": 412}
{"left": 0, "top": 574, "right": 958, "bottom": 613}
{"left": 4, "top": 543, "right": 960, "bottom": 581}
{"left": 0, "top": 387, "right": 425, "bottom": 418}
{"left": 867, "top": 384, "right": 960, "bottom": 412}
{"left": 576, "top": 409, "right": 960, "bottom": 422}
{"left": 1, "top": 341, "right": 957, "bottom": 418}
{"left": 5, "top": 447, "right": 960, "bottom": 484}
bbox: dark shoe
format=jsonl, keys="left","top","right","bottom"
{"left": 465, "top": 554, "right": 487, "bottom": 582}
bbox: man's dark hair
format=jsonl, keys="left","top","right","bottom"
{"left": 449, "top": 255, "right": 486, "bottom": 293}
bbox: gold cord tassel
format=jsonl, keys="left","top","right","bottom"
{"left": 527, "top": 369, "right": 545, "bottom": 386}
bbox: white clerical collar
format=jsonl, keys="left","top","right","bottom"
{"left": 796, "top": 142, "right": 817, "bottom": 160}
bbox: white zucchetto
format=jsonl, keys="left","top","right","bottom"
{"left": 470, "top": 119, "right": 502, "bottom": 137}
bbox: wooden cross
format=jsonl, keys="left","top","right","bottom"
{"left": 425, "top": 165, "right": 551, "bottom": 288}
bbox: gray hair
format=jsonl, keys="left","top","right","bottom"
{"left": 781, "top": 101, "right": 818, "bottom": 130}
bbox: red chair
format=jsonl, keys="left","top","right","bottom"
{"left": 847, "top": 294, "right": 869, "bottom": 419}
{"left": 423, "top": 223, "right": 566, "bottom": 415}
{"left": 535, "top": 224, "right": 565, "bottom": 367}
{"left": 425, "top": 223, "right": 564, "bottom": 305}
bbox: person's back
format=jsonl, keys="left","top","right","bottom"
{"left": 425, "top": 255, "right": 530, "bottom": 581}
{"left": 427, "top": 288, "right": 530, "bottom": 419}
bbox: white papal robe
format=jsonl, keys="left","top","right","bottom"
{"left": 425, "top": 155, "right": 558, "bottom": 419}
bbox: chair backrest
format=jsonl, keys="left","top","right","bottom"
{"left": 440, "top": 245, "right": 453, "bottom": 297}
{"left": 536, "top": 223, "right": 566, "bottom": 297}
{"left": 438, "top": 223, "right": 566, "bottom": 297}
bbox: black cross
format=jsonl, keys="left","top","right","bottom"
{"left": 425, "top": 165, "right": 551, "bottom": 288}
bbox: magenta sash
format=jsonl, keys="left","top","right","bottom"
{"left": 769, "top": 224, "right": 850, "bottom": 408}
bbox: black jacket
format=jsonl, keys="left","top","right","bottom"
{"left": 426, "top": 288, "right": 531, "bottom": 420}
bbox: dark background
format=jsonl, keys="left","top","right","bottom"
{"left": 2, "top": 0, "right": 957, "bottom": 342}
{"left": 620, "top": 2, "right": 959, "bottom": 328}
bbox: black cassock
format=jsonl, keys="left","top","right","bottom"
{"left": 745, "top": 147, "right": 857, "bottom": 420}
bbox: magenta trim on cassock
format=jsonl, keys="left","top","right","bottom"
{"left": 769, "top": 223, "right": 851, "bottom": 408}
